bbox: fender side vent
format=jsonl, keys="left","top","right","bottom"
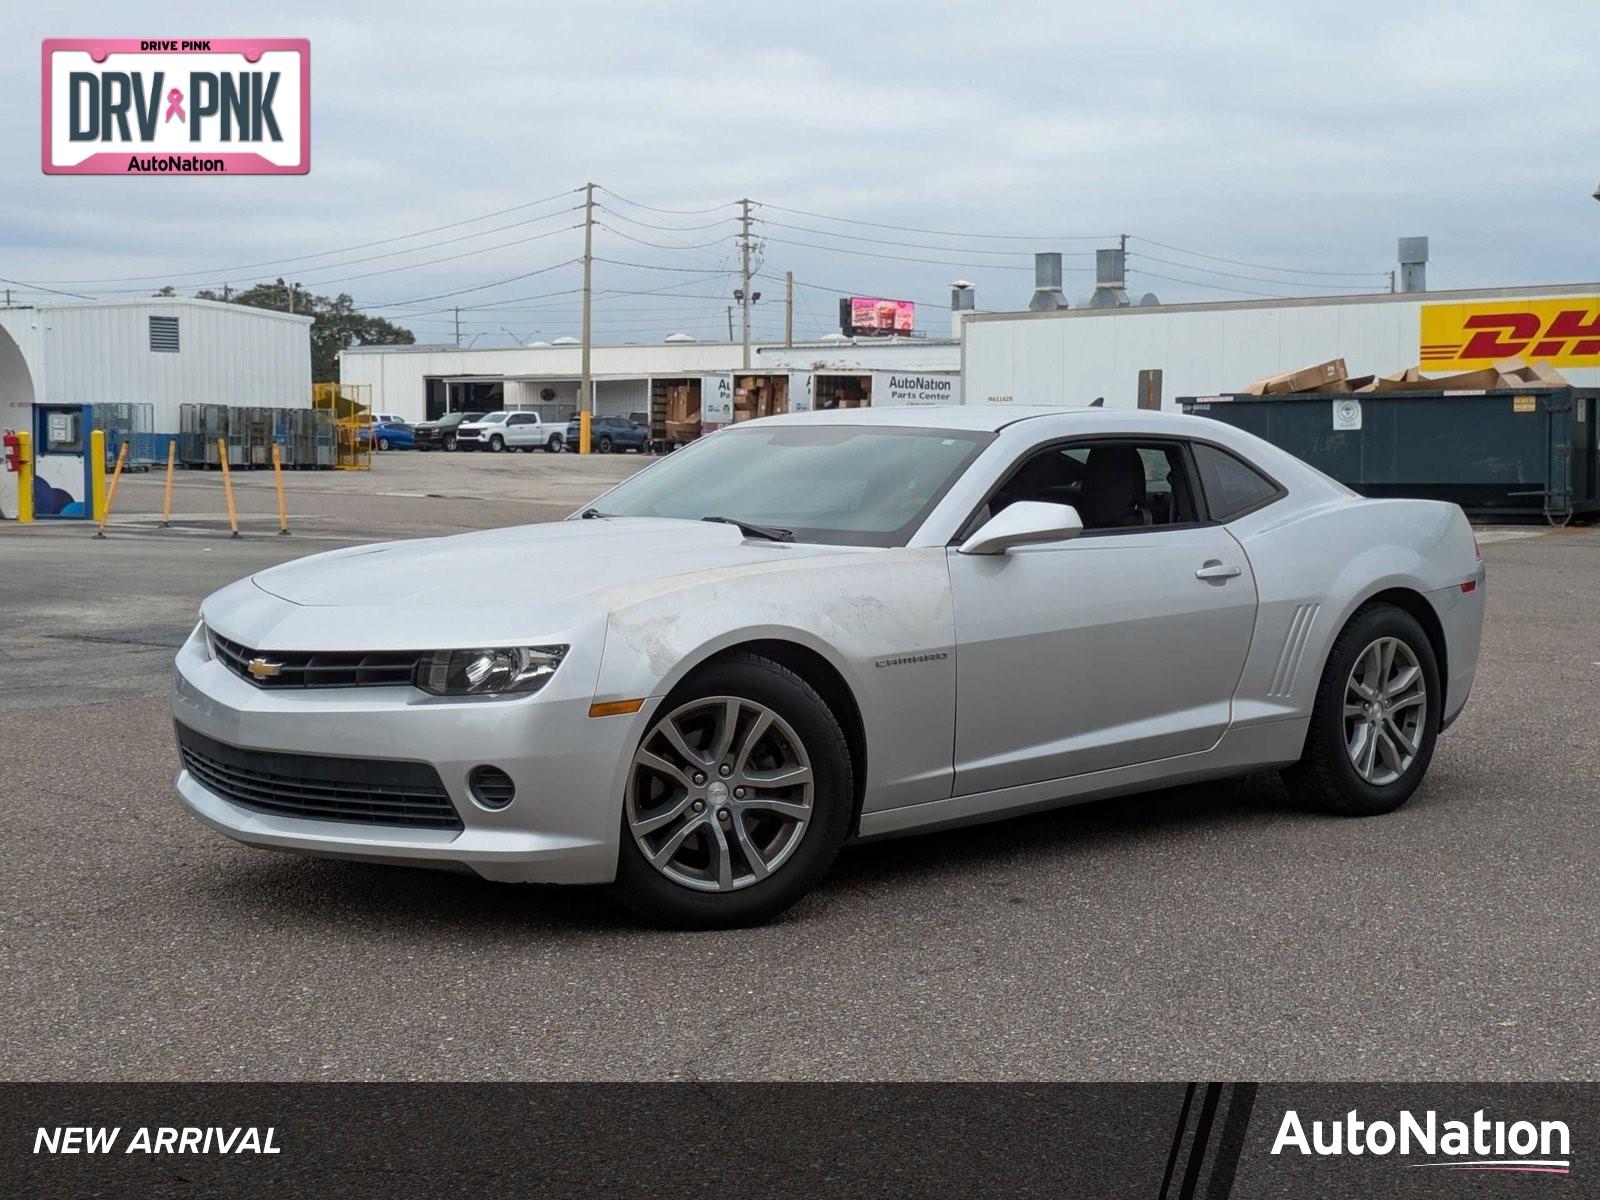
{"left": 1268, "top": 604, "right": 1319, "bottom": 698}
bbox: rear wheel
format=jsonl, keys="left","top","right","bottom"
{"left": 598, "top": 435, "right": 613, "bottom": 453}
{"left": 377, "top": 437, "right": 390, "bottom": 451}
{"left": 612, "top": 654, "right": 854, "bottom": 928}
{"left": 443, "top": 434, "right": 457, "bottom": 452}
{"left": 1282, "top": 602, "right": 1440, "bottom": 815}
{"left": 546, "top": 434, "right": 563, "bottom": 453}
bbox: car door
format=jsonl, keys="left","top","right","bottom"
{"left": 502, "top": 413, "right": 532, "bottom": 447}
{"left": 947, "top": 438, "right": 1258, "bottom": 796}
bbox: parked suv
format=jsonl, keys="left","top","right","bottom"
{"left": 413, "top": 411, "right": 486, "bottom": 452}
{"left": 563, "top": 414, "right": 650, "bottom": 453}
{"left": 457, "top": 410, "right": 563, "bottom": 453}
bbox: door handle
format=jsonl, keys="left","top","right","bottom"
{"left": 1195, "top": 561, "right": 1242, "bottom": 580}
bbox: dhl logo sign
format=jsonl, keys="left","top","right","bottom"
{"left": 1421, "top": 297, "right": 1600, "bottom": 369}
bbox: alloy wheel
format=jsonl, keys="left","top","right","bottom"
{"left": 627, "top": 696, "right": 814, "bottom": 892}
{"left": 1343, "top": 636, "right": 1427, "bottom": 786}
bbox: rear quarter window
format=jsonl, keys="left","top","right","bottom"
{"left": 1191, "top": 442, "right": 1282, "bottom": 521}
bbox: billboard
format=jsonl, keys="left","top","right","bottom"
{"left": 840, "top": 296, "right": 915, "bottom": 337}
{"left": 1420, "top": 297, "right": 1600, "bottom": 371}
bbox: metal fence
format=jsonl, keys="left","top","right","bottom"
{"left": 177, "top": 404, "right": 336, "bottom": 469}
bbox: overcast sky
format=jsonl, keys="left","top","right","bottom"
{"left": 4, "top": 1, "right": 1598, "bottom": 345}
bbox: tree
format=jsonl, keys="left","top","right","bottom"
{"left": 179, "top": 279, "right": 413, "bottom": 381}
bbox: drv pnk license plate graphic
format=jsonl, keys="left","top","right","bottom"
{"left": 41, "top": 39, "right": 309, "bottom": 175}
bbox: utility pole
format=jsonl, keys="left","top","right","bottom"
{"left": 453, "top": 307, "right": 461, "bottom": 347}
{"left": 726, "top": 306, "right": 734, "bottom": 341}
{"left": 581, "top": 181, "right": 595, "bottom": 417}
{"left": 3, "top": 288, "right": 10, "bottom": 308}
{"left": 739, "top": 198, "right": 753, "bottom": 369}
{"left": 785, "top": 270, "right": 793, "bottom": 347}
{"left": 286, "top": 282, "right": 294, "bottom": 314}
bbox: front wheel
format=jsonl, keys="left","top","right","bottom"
{"left": 612, "top": 653, "right": 854, "bottom": 928}
{"left": 488, "top": 434, "right": 505, "bottom": 452}
{"left": 1282, "top": 602, "right": 1441, "bottom": 815}
{"left": 377, "top": 437, "right": 390, "bottom": 451}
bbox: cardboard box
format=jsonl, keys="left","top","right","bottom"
{"left": 664, "top": 418, "right": 701, "bottom": 441}
{"left": 1242, "top": 358, "right": 1349, "bottom": 396}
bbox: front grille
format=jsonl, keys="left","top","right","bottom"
{"left": 177, "top": 724, "right": 462, "bottom": 830}
{"left": 209, "top": 629, "right": 422, "bottom": 689}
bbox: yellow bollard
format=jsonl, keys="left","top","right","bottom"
{"left": 579, "top": 410, "right": 591, "bottom": 455}
{"left": 95, "top": 443, "right": 128, "bottom": 538}
{"left": 270, "top": 442, "right": 290, "bottom": 536}
{"left": 90, "top": 429, "right": 108, "bottom": 521}
{"left": 160, "top": 439, "right": 177, "bottom": 527}
{"left": 217, "top": 438, "right": 240, "bottom": 539}
{"left": 15, "top": 431, "right": 33, "bottom": 523}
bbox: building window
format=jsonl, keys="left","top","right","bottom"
{"left": 149, "top": 316, "right": 180, "bottom": 353}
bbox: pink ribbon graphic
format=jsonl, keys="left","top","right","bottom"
{"left": 164, "top": 88, "right": 185, "bottom": 123}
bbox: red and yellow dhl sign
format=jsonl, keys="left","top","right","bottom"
{"left": 1421, "top": 297, "right": 1600, "bottom": 369}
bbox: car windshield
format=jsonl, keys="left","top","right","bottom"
{"left": 589, "top": 424, "right": 992, "bottom": 547}
{"left": 480, "top": 413, "right": 508, "bottom": 424}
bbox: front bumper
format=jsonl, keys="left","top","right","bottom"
{"left": 171, "top": 624, "right": 647, "bottom": 884}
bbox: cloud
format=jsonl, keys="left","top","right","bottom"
{"left": 3, "top": 0, "right": 1597, "bottom": 342}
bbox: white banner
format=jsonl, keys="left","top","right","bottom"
{"left": 871, "top": 371, "right": 961, "bottom": 407}
{"left": 701, "top": 374, "right": 734, "bottom": 424}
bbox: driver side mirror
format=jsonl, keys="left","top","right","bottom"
{"left": 958, "top": 500, "right": 1084, "bottom": 555}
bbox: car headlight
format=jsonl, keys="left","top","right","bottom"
{"left": 413, "top": 646, "right": 568, "bottom": 696}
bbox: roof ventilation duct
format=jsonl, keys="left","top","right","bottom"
{"left": 1087, "top": 248, "right": 1130, "bottom": 308}
{"left": 1029, "top": 253, "right": 1068, "bottom": 311}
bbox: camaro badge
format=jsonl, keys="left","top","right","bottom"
{"left": 245, "top": 658, "right": 282, "bottom": 680}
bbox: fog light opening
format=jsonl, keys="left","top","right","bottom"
{"left": 467, "top": 766, "right": 516, "bottom": 810}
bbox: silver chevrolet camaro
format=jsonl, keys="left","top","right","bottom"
{"left": 173, "top": 406, "right": 1485, "bottom": 926}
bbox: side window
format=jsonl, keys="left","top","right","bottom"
{"left": 1191, "top": 443, "right": 1281, "bottom": 521}
{"left": 979, "top": 439, "right": 1200, "bottom": 534}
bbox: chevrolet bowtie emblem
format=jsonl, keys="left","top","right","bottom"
{"left": 246, "top": 657, "right": 283, "bottom": 680}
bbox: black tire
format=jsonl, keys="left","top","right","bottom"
{"left": 443, "top": 435, "right": 457, "bottom": 452}
{"left": 597, "top": 436, "right": 613, "bottom": 454}
{"left": 488, "top": 434, "right": 505, "bottom": 452}
{"left": 611, "top": 653, "right": 855, "bottom": 928}
{"left": 1282, "top": 602, "right": 1441, "bottom": 816}
{"left": 546, "top": 435, "right": 563, "bottom": 453}
{"left": 377, "top": 437, "right": 390, "bottom": 451}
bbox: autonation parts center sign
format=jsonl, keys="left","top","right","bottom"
{"left": 42, "top": 39, "right": 309, "bottom": 175}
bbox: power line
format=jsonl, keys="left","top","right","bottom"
{"left": 758, "top": 235, "right": 1045, "bottom": 272}
{"left": 758, "top": 218, "right": 1093, "bottom": 259}
{"left": 32, "top": 188, "right": 586, "bottom": 285}
{"left": 1128, "top": 236, "right": 1388, "bottom": 279}
{"left": 364, "top": 259, "right": 583, "bottom": 308}
{"left": 0, "top": 275, "right": 97, "bottom": 301}
{"left": 598, "top": 187, "right": 740, "bottom": 216}
{"left": 757, "top": 203, "right": 1116, "bottom": 242}
{"left": 594, "top": 206, "right": 739, "bottom": 233}
{"left": 595, "top": 224, "right": 738, "bottom": 252}
{"left": 1126, "top": 267, "right": 1378, "bottom": 300}
{"left": 1127, "top": 252, "right": 1382, "bottom": 291}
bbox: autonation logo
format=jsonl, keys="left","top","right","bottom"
{"left": 1272, "top": 1108, "right": 1571, "bottom": 1175}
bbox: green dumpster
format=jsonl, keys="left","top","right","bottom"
{"left": 1179, "top": 387, "right": 1598, "bottom": 524}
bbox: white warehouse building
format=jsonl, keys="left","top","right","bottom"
{"left": 338, "top": 336, "right": 962, "bottom": 427}
{"left": 0, "top": 297, "right": 313, "bottom": 441}
{"left": 962, "top": 282, "right": 1600, "bottom": 409}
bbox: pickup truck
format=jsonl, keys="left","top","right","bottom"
{"left": 456, "top": 411, "right": 564, "bottom": 453}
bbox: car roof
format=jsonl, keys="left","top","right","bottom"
{"left": 754, "top": 404, "right": 1193, "bottom": 434}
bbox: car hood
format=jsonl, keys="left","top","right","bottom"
{"left": 250, "top": 517, "right": 854, "bottom": 608}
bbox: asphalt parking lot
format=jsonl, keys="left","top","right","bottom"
{"left": 2, "top": 452, "right": 1597, "bottom": 1082}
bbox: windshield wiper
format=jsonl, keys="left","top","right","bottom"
{"left": 702, "top": 515, "right": 794, "bottom": 542}
{"left": 579, "top": 508, "right": 611, "bottom": 519}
